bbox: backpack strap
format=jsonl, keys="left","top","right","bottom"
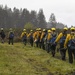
{"left": 70, "top": 34, "right": 75, "bottom": 44}
{"left": 71, "top": 34, "right": 75, "bottom": 39}
{"left": 72, "top": 40, "right": 75, "bottom": 44}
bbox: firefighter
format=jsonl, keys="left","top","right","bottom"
{"left": 33, "top": 28, "right": 39, "bottom": 47}
{"left": 8, "top": 28, "right": 14, "bottom": 45}
{"left": 27, "top": 30, "right": 34, "bottom": 46}
{"left": 46, "top": 29, "right": 52, "bottom": 53}
{"left": 33, "top": 28, "right": 42, "bottom": 48}
{"left": 40, "top": 29, "right": 47, "bottom": 50}
{"left": 0, "top": 28, "right": 6, "bottom": 43}
{"left": 21, "top": 29, "right": 27, "bottom": 45}
{"left": 38, "top": 28, "right": 42, "bottom": 48}
{"left": 50, "top": 28, "right": 57, "bottom": 57}
{"left": 64, "top": 27, "right": 75, "bottom": 63}
{"left": 55, "top": 27, "right": 68, "bottom": 60}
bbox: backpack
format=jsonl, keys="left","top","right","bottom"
{"left": 49, "top": 36, "right": 56, "bottom": 48}
{"left": 9, "top": 32, "right": 14, "bottom": 38}
{"left": 30, "top": 33, "right": 33, "bottom": 39}
{"left": 68, "top": 39, "right": 75, "bottom": 49}
{"left": 50, "top": 36, "right": 56, "bottom": 44}
{"left": 0, "top": 31, "right": 5, "bottom": 38}
{"left": 60, "top": 35, "right": 66, "bottom": 45}
{"left": 23, "top": 33, "right": 27, "bottom": 39}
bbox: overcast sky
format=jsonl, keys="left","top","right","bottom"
{"left": 0, "top": 0, "right": 75, "bottom": 27}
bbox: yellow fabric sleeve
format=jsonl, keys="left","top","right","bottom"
{"left": 64, "top": 34, "right": 71, "bottom": 48}
{"left": 40, "top": 32, "right": 45, "bottom": 40}
{"left": 47, "top": 33, "right": 51, "bottom": 40}
{"left": 21, "top": 32, "right": 27, "bottom": 38}
{"left": 55, "top": 33, "right": 63, "bottom": 43}
{"left": 27, "top": 33, "right": 31, "bottom": 37}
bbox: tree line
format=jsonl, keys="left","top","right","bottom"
{"left": 0, "top": 5, "right": 65, "bottom": 29}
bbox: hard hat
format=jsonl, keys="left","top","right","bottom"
{"left": 1, "top": 28, "right": 3, "bottom": 30}
{"left": 9, "top": 28, "right": 12, "bottom": 31}
{"left": 63, "top": 27, "right": 68, "bottom": 30}
{"left": 51, "top": 28, "right": 56, "bottom": 31}
{"left": 23, "top": 29, "right": 26, "bottom": 31}
{"left": 48, "top": 30, "right": 51, "bottom": 33}
{"left": 38, "top": 28, "right": 41, "bottom": 31}
{"left": 70, "top": 27, "right": 75, "bottom": 31}
{"left": 30, "top": 30, "right": 33, "bottom": 32}
{"left": 43, "top": 29, "right": 46, "bottom": 31}
{"left": 36, "top": 28, "right": 38, "bottom": 31}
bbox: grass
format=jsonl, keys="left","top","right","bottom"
{"left": 0, "top": 43, "right": 75, "bottom": 75}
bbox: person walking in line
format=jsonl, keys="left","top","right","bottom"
{"left": 8, "top": 28, "right": 14, "bottom": 45}
{"left": 40, "top": 29, "right": 47, "bottom": 50}
{"left": 0, "top": 28, "right": 6, "bottom": 43}
{"left": 33, "top": 28, "right": 39, "bottom": 47}
{"left": 27, "top": 30, "right": 34, "bottom": 46}
{"left": 50, "top": 28, "right": 57, "bottom": 57}
{"left": 21, "top": 29, "right": 27, "bottom": 46}
{"left": 55, "top": 27, "right": 68, "bottom": 60}
{"left": 46, "top": 29, "right": 52, "bottom": 52}
{"left": 64, "top": 27, "right": 75, "bottom": 64}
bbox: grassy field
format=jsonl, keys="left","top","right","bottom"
{"left": 0, "top": 43, "right": 75, "bottom": 75}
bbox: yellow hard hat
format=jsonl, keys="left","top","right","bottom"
{"left": 43, "top": 29, "right": 45, "bottom": 31}
{"left": 63, "top": 27, "right": 68, "bottom": 30}
{"left": 30, "top": 30, "right": 33, "bottom": 32}
{"left": 70, "top": 27, "right": 75, "bottom": 31}
{"left": 9, "top": 28, "right": 12, "bottom": 31}
{"left": 36, "top": 28, "right": 38, "bottom": 31}
{"left": 23, "top": 29, "right": 26, "bottom": 31}
{"left": 51, "top": 28, "right": 56, "bottom": 31}
{"left": 1, "top": 28, "right": 3, "bottom": 30}
{"left": 48, "top": 30, "right": 51, "bottom": 33}
{"left": 38, "top": 28, "right": 41, "bottom": 31}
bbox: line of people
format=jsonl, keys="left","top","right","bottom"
{"left": 21, "top": 27, "right": 75, "bottom": 64}
{"left": 0, "top": 28, "right": 14, "bottom": 45}
{"left": 0, "top": 27, "right": 75, "bottom": 64}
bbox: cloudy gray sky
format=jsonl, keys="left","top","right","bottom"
{"left": 0, "top": 0, "right": 75, "bottom": 27}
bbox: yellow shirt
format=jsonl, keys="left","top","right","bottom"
{"left": 55, "top": 32, "right": 66, "bottom": 42}
{"left": 64, "top": 33, "right": 75, "bottom": 48}
{"left": 27, "top": 32, "right": 33, "bottom": 38}
{"left": 47, "top": 33, "right": 52, "bottom": 40}
{"left": 55, "top": 33, "right": 63, "bottom": 43}
{"left": 40, "top": 32, "right": 45, "bottom": 40}
{"left": 21, "top": 32, "right": 27, "bottom": 38}
{"left": 33, "top": 31, "right": 38, "bottom": 40}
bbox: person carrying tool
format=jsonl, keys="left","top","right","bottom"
{"left": 64, "top": 27, "right": 75, "bottom": 63}
{"left": 21, "top": 29, "right": 27, "bottom": 45}
{"left": 55, "top": 27, "right": 68, "bottom": 60}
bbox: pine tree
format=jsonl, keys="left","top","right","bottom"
{"left": 37, "top": 9, "right": 47, "bottom": 28}
{"left": 49, "top": 13, "right": 56, "bottom": 28}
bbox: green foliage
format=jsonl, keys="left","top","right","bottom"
{"left": 24, "top": 22, "right": 34, "bottom": 30}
